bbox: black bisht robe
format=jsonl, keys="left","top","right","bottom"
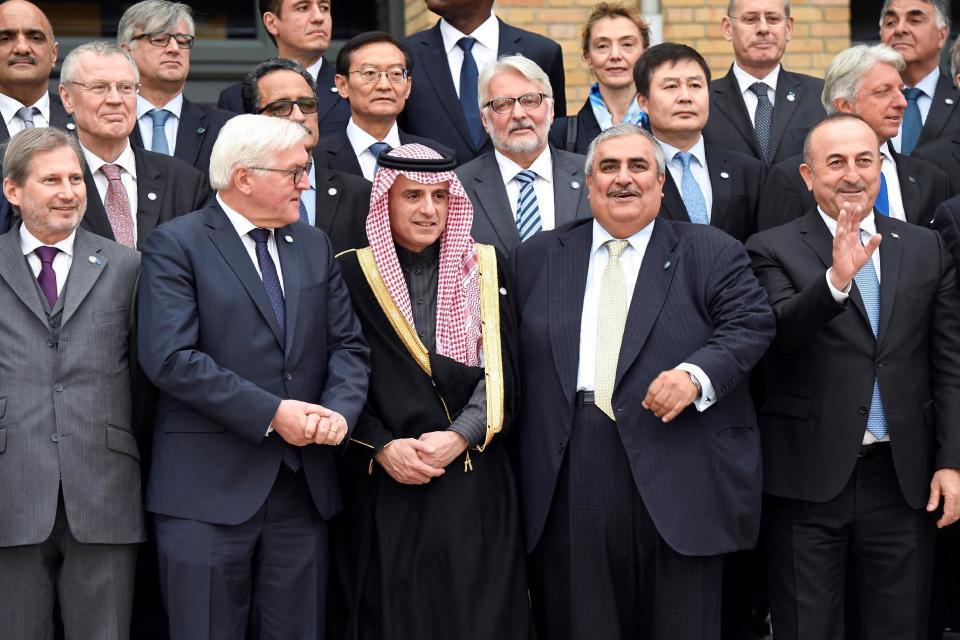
{"left": 330, "top": 248, "right": 531, "bottom": 640}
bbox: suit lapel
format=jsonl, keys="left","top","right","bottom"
{"left": 0, "top": 224, "right": 47, "bottom": 325}
{"left": 549, "top": 223, "right": 591, "bottom": 402}
{"left": 313, "top": 166, "right": 342, "bottom": 233}
{"left": 919, "top": 72, "right": 959, "bottom": 146}
{"left": 768, "top": 69, "right": 802, "bottom": 161}
{"left": 133, "top": 148, "right": 164, "bottom": 247}
{"left": 323, "top": 132, "right": 363, "bottom": 176}
{"left": 416, "top": 22, "right": 477, "bottom": 153}
{"left": 706, "top": 148, "right": 732, "bottom": 229}
{"left": 314, "top": 60, "right": 343, "bottom": 123}
{"left": 49, "top": 95, "right": 75, "bottom": 133}
{"left": 173, "top": 99, "right": 207, "bottom": 168}
{"left": 471, "top": 154, "right": 519, "bottom": 249}
{"left": 660, "top": 172, "right": 690, "bottom": 222}
{"left": 875, "top": 216, "right": 902, "bottom": 343}
{"left": 60, "top": 230, "right": 107, "bottom": 326}
{"left": 205, "top": 206, "right": 285, "bottom": 348}
{"left": 80, "top": 166, "right": 116, "bottom": 241}
{"left": 711, "top": 69, "right": 758, "bottom": 156}
{"left": 551, "top": 150, "right": 587, "bottom": 226}
{"left": 614, "top": 219, "right": 679, "bottom": 388}
{"left": 276, "top": 224, "right": 301, "bottom": 355}
{"left": 891, "top": 147, "right": 922, "bottom": 225}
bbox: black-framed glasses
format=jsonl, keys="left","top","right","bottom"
{"left": 483, "top": 92, "right": 550, "bottom": 114}
{"left": 257, "top": 98, "right": 320, "bottom": 118}
{"left": 348, "top": 67, "right": 410, "bottom": 84}
{"left": 727, "top": 13, "right": 786, "bottom": 27}
{"left": 249, "top": 162, "right": 313, "bottom": 185}
{"left": 69, "top": 80, "right": 140, "bottom": 96}
{"left": 131, "top": 31, "right": 195, "bottom": 49}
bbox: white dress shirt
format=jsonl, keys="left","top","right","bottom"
{"left": 20, "top": 224, "right": 75, "bottom": 298}
{"left": 216, "top": 193, "right": 285, "bottom": 293}
{"left": 345, "top": 118, "right": 402, "bottom": 181}
{"left": 576, "top": 220, "right": 716, "bottom": 410}
{"left": 732, "top": 63, "right": 780, "bottom": 127}
{"left": 891, "top": 66, "right": 938, "bottom": 154}
{"left": 439, "top": 12, "right": 499, "bottom": 97}
{"left": 0, "top": 91, "right": 50, "bottom": 136}
{"left": 305, "top": 56, "right": 324, "bottom": 81}
{"left": 136, "top": 93, "right": 183, "bottom": 155}
{"left": 82, "top": 142, "right": 139, "bottom": 245}
{"left": 818, "top": 208, "right": 888, "bottom": 444}
{"left": 495, "top": 147, "right": 556, "bottom": 231}
{"left": 659, "top": 135, "right": 713, "bottom": 218}
{"left": 879, "top": 146, "right": 906, "bottom": 222}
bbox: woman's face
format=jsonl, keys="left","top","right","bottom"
{"left": 585, "top": 16, "right": 645, "bottom": 92}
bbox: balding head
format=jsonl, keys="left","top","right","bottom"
{"left": 0, "top": 1, "right": 58, "bottom": 105}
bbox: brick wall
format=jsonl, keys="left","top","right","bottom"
{"left": 403, "top": 0, "right": 851, "bottom": 114}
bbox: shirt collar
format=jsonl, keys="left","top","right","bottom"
{"left": 19, "top": 222, "right": 76, "bottom": 258}
{"left": 495, "top": 146, "right": 553, "bottom": 185}
{"left": 81, "top": 142, "right": 138, "bottom": 180}
{"left": 910, "top": 66, "right": 940, "bottom": 96}
{"left": 136, "top": 92, "right": 184, "bottom": 120}
{"left": 732, "top": 62, "right": 780, "bottom": 95}
{"left": 345, "top": 117, "right": 401, "bottom": 155}
{"left": 305, "top": 56, "right": 324, "bottom": 81}
{"left": 217, "top": 192, "right": 263, "bottom": 239}
{"left": 817, "top": 206, "right": 878, "bottom": 237}
{"left": 440, "top": 11, "right": 498, "bottom": 54}
{"left": 658, "top": 135, "right": 707, "bottom": 169}
{"left": 590, "top": 216, "right": 654, "bottom": 258}
{"left": 0, "top": 90, "right": 50, "bottom": 128}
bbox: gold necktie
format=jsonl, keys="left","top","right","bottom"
{"left": 595, "top": 239, "right": 629, "bottom": 420}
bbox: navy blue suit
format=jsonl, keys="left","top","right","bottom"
{"left": 130, "top": 97, "right": 233, "bottom": 176}
{"left": 138, "top": 202, "right": 369, "bottom": 636}
{"left": 512, "top": 216, "right": 774, "bottom": 639}
{"left": 401, "top": 19, "right": 566, "bottom": 165}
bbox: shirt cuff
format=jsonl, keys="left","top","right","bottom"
{"left": 825, "top": 268, "right": 851, "bottom": 302}
{"left": 675, "top": 363, "right": 716, "bottom": 412}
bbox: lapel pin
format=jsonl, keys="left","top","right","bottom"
{"left": 570, "top": 181, "right": 580, "bottom": 189}
{"left": 908, "top": 176, "right": 917, "bottom": 183}
{"left": 499, "top": 287, "right": 507, "bottom": 295}
{"left": 786, "top": 91, "right": 796, "bottom": 102}
{"left": 66, "top": 122, "right": 75, "bottom": 131}
{"left": 88, "top": 255, "right": 102, "bottom": 265}
{"left": 947, "top": 98, "right": 955, "bottom": 105}
{"left": 720, "top": 171, "right": 730, "bottom": 179}
{"left": 147, "top": 192, "right": 157, "bottom": 201}
{"left": 663, "top": 260, "right": 671, "bottom": 270}
{"left": 196, "top": 127, "right": 206, "bottom": 135}
{"left": 891, "top": 232, "right": 900, "bottom": 238}
{"left": 328, "top": 187, "right": 338, "bottom": 196}
{"left": 284, "top": 235, "right": 293, "bottom": 243}
{"left": 329, "top": 86, "right": 338, "bottom": 92}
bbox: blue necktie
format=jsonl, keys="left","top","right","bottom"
{"left": 675, "top": 151, "right": 709, "bottom": 225}
{"left": 249, "top": 228, "right": 301, "bottom": 472}
{"left": 368, "top": 141, "right": 391, "bottom": 176}
{"left": 901, "top": 87, "right": 923, "bottom": 156}
{"left": 749, "top": 82, "right": 774, "bottom": 164}
{"left": 149, "top": 108, "right": 171, "bottom": 155}
{"left": 875, "top": 172, "right": 889, "bottom": 216}
{"left": 457, "top": 37, "right": 484, "bottom": 149}
{"left": 854, "top": 230, "right": 887, "bottom": 440}
{"left": 514, "top": 169, "right": 542, "bottom": 241}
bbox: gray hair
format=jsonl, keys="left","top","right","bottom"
{"left": 60, "top": 41, "right": 140, "bottom": 86}
{"left": 478, "top": 54, "right": 553, "bottom": 110}
{"left": 727, "top": 0, "right": 791, "bottom": 18}
{"left": 584, "top": 123, "right": 666, "bottom": 177}
{"left": 117, "top": 0, "right": 195, "bottom": 46}
{"left": 209, "top": 114, "right": 309, "bottom": 190}
{"left": 951, "top": 33, "right": 960, "bottom": 79}
{"left": 879, "top": 0, "right": 949, "bottom": 30}
{"left": 821, "top": 44, "right": 904, "bottom": 114}
{"left": 3, "top": 127, "right": 85, "bottom": 186}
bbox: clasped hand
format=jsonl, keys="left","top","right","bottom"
{"left": 374, "top": 431, "right": 468, "bottom": 485}
{"left": 271, "top": 399, "right": 348, "bottom": 446}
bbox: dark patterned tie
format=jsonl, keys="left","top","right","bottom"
{"left": 100, "top": 164, "right": 135, "bottom": 248}
{"left": 749, "top": 82, "right": 774, "bottom": 164}
{"left": 457, "top": 37, "right": 484, "bottom": 149}
{"left": 34, "top": 245, "right": 59, "bottom": 308}
{"left": 901, "top": 87, "right": 923, "bottom": 156}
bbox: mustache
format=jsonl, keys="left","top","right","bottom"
{"left": 607, "top": 186, "right": 643, "bottom": 198}
{"left": 507, "top": 118, "right": 536, "bottom": 133}
{"left": 8, "top": 55, "right": 35, "bottom": 66}
{"left": 835, "top": 179, "right": 867, "bottom": 192}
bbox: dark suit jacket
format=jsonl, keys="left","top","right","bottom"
{"left": 313, "top": 129, "right": 455, "bottom": 179}
{"left": 455, "top": 146, "right": 590, "bottom": 254}
{"left": 311, "top": 149, "right": 372, "bottom": 253}
{"left": 746, "top": 208, "right": 960, "bottom": 508}
{"left": 912, "top": 132, "right": 960, "bottom": 196}
{"left": 659, "top": 144, "right": 763, "bottom": 243}
{"left": 914, "top": 70, "right": 960, "bottom": 153}
{"left": 0, "top": 91, "right": 75, "bottom": 142}
{"left": 548, "top": 97, "right": 603, "bottom": 155}
{"left": 511, "top": 217, "right": 775, "bottom": 556}
{"left": 217, "top": 57, "right": 351, "bottom": 137}
{"left": 703, "top": 66, "right": 825, "bottom": 166}
{"left": 80, "top": 147, "right": 210, "bottom": 250}
{"left": 138, "top": 202, "right": 370, "bottom": 524}
{"left": 757, "top": 148, "right": 951, "bottom": 231}
{"left": 401, "top": 19, "right": 566, "bottom": 165}
{"left": 130, "top": 97, "right": 233, "bottom": 176}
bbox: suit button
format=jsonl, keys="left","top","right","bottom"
{"left": 50, "top": 321, "right": 59, "bottom": 329}
{"left": 284, "top": 372, "right": 293, "bottom": 381}
{"left": 858, "top": 405, "right": 868, "bottom": 415}
{"left": 51, "top": 434, "right": 59, "bottom": 442}
{"left": 558, "top": 442, "right": 565, "bottom": 452}
{"left": 53, "top": 383, "right": 63, "bottom": 392}
{"left": 875, "top": 360, "right": 883, "bottom": 368}
{"left": 47, "top": 340, "right": 55, "bottom": 348}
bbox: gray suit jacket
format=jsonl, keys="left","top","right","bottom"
{"left": 0, "top": 225, "right": 144, "bottom": 546}
{"left": 456, "top": 146, "right": 591, "bottom": 254}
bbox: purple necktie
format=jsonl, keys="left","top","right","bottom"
{"left": 35, "top": 245, "right": 60, "bottom": 308}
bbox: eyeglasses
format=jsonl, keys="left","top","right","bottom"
{"left": 131, "top": 31, "right": 195, "bottom": 49}
{"left": 257, "top": 97, "right": 320, "bottom": 118}
{"left": 249, "top": 162, "right": 313, "bottom": 185}
{"left": 483, "top": 92, "right": 550, "bottom": 114}
{"left": 348, "top": 68, "right": 410, "bottom": 84}
{"left": 69, "top": 80, "right": 140, "bottom": 96}
{"left": 727, "top": 13, "right": 786, "bottom": 27}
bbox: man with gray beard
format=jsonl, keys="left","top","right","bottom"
{"left": 456, "top": 55, "right": 592, "bottom": 254}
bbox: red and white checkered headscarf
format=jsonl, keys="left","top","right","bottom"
{"left": 366, "top": 144, "right": 481, "bottom": 367}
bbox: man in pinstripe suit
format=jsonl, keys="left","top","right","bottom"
{"left": 511, "top": 123, "right": 775, "bottom": 640}
{"left": 0, "top": 127, "right": 143, "bottom": 640}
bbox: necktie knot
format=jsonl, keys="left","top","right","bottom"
{"left": 35, "top": 245, "right": 59, "bottom": 265}
{"left": 368, "top": 141, "right": 391, "bottom": 159}
{"left": 17, "top": 106, "right": 38, "bottom": 128}
{"left": 903, "top": 87, "right": 924, "bottom": 103}
{"left": 249, "top": 227, "right": 270, "bottom": 244}
{"left": 674, "top": 150, "right": 694, "bottom": 170}
{"left": 100, "top": 164, "right": 123, "bottom": 182}
{"left": 749, "top": 82, "right": 770, "bottom": 100}
{"left": 458, "top": 36, "right": 477, "bottom": 53}
{"left": 605, "top": 238, "right": 629, "bottom": 259}
{"left": 149, "top": 108, "right": 171, "bottom": 127}
{"left": 515, "top": 169, "right": 536, "bottom": 185}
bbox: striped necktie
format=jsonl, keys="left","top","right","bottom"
{"left": 514, "top": 169, "right": 542, "bottom": 242}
